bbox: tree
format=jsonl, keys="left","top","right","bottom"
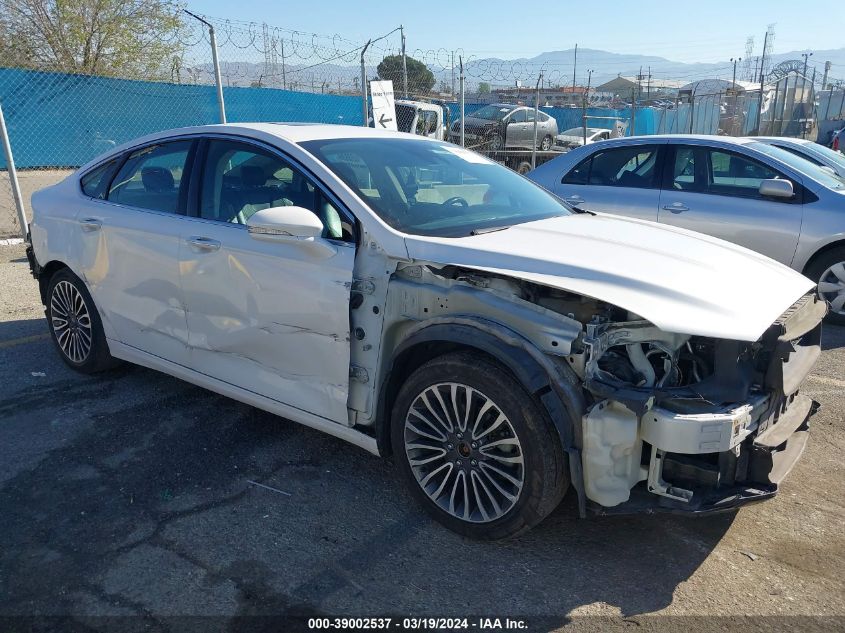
{"left": 376, "top": 54, "right": 434, "bottom": 94}
{"left": 477, "top": 82, "right": 491, "bottom": 95}
{"left": 0, "top": 0, "right": 185, "bottom": 79}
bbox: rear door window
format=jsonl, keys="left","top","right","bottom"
{"left": 579, "top": 146, "right": 659, "bottom": 188}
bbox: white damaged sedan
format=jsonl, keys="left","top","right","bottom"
{"left": 27, "top": 123, "right": 826, "bottom": 538}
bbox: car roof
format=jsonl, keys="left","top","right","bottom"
{"left": 627, "top": 134, "right": 758, "bottom": 144}
{"left": 749, "top": 136, "right": 811, "bottom": 145}
{"left": 74, "top": 122, "right": 438, "bottom": 175}
{"left": 130, "top": 122, "right": 437, "bottom": 145}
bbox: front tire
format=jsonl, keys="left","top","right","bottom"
{"left": 46, "top": 268, "right": 118, "bottom": 373}
{"left": 391, "top": 352, "right": 569, "bottom": 539}
{"left": 489, "top": 133, "right": 504, "bottom": 152}
{"left": 806, "top": 247, "right": 845, "bottom": 325}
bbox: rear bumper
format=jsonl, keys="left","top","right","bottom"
{"left": 25, "top": 242, "right": 41, "bottom": 279}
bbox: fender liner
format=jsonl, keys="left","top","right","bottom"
{"left": 378, "top": 317, "right": 589, "bottom": 517}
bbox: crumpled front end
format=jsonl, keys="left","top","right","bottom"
{"left": 577, "top": 293, "right": 826, "bottom": 515}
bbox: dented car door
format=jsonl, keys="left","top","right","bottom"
{"left": 178, "top": 138, "right": 355, "bottom": 424}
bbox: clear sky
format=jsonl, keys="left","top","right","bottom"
{"left": 190, "top": 0, "right": 843, "bottom": 63}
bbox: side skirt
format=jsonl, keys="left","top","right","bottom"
{"left": 108, "top": 340, "right": 381, "bottom": 457}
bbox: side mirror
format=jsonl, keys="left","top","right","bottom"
{"left": 758, "top": 179, "right": 794, "bottom": 199}
{"left": 246, "top": 205, "right": 335, "bottom": 257}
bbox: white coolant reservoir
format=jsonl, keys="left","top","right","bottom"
{"left": 582, "top": 400, "right": 645, "bottom": 507}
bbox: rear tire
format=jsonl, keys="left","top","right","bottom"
{"left": 540, "top": 135, "right": 553, "bottom": 151}
{"left": 46, "top": 268, "right": 119, "bottom": 373}
{"left": 805, "top": 247, "right": 845, "bottom": 326}
{"left": 516, "top": 161, "right": 533, "bottom": 175}
{"left": 391, "top": 351, "right": 569, "bottom": 539}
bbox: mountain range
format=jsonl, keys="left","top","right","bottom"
{"left": 202, "top": 47, "right": 845, "bottom": 93}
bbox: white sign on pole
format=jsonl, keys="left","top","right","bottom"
{"left": 369, "top": 80, "right": 397, "bottom": 131}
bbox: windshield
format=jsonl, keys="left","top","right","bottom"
{"left": 749, "top": 142, "right": 845, "bottom": 190}
{"left": 468, "top": 105, "right": 513, "bottom": 121}
{"left": 796, "top": 142, "right": 845, "bottom": 173}
{"left": 302, "top": 138, "right": 571, "bottom": 237}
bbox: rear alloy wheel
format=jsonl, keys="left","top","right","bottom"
{"left": 489, "top": 133, "right": 504, "bottom": 152}
{"left": 540, "top": 135, "right": 553, "bottom": 151}
{"left": 391, "top": 352, "right": 569, "bottom": 539}
{"left": 46, "top": 269, "right": 119, "bottom": 373}
{"left": 806, "top": 247, "right": 845, "bottom": 325}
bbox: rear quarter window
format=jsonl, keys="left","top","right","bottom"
{"left": 80, "top": 159, "right": 119, "bottom": 199}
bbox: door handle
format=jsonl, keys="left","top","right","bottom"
{"left": 187, "top": 236, "right": 221, "bottom": 252}
{"left": 79, "top": 218, "right": 102, "bottom": 232}
{"left": 662, "top": 203, "right": 689, "bottom": 213}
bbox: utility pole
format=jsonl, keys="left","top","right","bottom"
{"left": 572, "top": 44, "right": 578, "bottom": 93}
{"left": 756, "top": 29, "right": 770, "bottom": 134}
{"left": 731, "top": 57, "right": 741, "bottom": 127}
{"left": 360, "top": 39, "right": 372, "bottom": 127}
{"left": 280, "top": 39, "right": 287, "bottom": 90}
{"left": 451, "top": 51, "right": 455, "bottom": 97}
{"left": 801, "top": 52, "right": 813, "bottom": 81}
{"left": 583, "top": 69, "right": 593, "bottom": 144}
{"left": 637, "top": 65, "right": 643, "bottom": 102}
{"left": 400, "top": 25, "right": 408, "bottom": 98}
{"left": 646, "top": 66, "right": 651, "bottom": 100}
{"left": 459, "top": 56, "right": 465, "bottom": 147}
{"left": 822, "top": 60, "right": 831, "bottom": 91}
{"left": 532, "top": 72, "right": 543, "bottom": 169}
{"left": 631, "top": 88, "right": 636, "bottom": 136}
{"left": 184, "top": 10, "right": 226, "bottom": 123}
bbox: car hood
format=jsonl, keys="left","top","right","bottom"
{"left": 403, "top": 213, "right": 814, "bottom": 341}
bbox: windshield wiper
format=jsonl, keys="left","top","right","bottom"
{"left": 570, "top": 206, "right": 596, "bottom": 215}
{"left": 470, "top": 225, "right": 512, "bottom": 236}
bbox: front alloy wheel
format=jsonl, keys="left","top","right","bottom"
{"left": 392, "top": 352, "right": 569, "bottom": 539}
{"left": 404, "top": 383, "right": 524, "bottom": 523}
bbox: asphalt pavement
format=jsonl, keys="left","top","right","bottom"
{"left": 1, "top": 243, "right": 843, "bottom": 632}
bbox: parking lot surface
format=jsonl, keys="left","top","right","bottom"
{"left": 1, "top": 242, "right": 843, "bottom": 631}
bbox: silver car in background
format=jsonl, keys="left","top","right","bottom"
{"left": 449, "top": 103, "right": 558, "bottom": 151}
{"left": 527, "top": 135, "right": 845, "bottom": 323}
{"left": 555, "top": 127, "right": 612, "bottom": 150}
{"left": 754, "top": 136, "right": 845, "bottom": 179}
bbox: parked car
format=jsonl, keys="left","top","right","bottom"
{"left": 555, "top": 127, "right": 611, "bottom": 150}
{"left": 528, "top": 134, "right": 845, "bottom": 324}
{"left": 754, "top": 136, "right": 845, "bottom": 179}
{"left": 449, "top": 103, "right": 558, "bottom": 151}
{"left": 27, "top": 124, "right": 823, "bottom": 539}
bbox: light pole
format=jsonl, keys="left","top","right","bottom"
{"left": 731, "top": 57, "right": 741, "bottom": 133}
{"left": 583, "top": 69, "right": 593, "bottom": 144}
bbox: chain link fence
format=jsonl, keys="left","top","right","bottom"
{"left": 0, "top": 12, "right": 407, "bottom": 238}
{"left": 1, "top": 9, "right": 840, "bottom": 239}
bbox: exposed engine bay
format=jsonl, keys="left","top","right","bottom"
{"left": 376, "top": 264, "right": 826, "bottom": 515}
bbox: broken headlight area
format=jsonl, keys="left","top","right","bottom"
{"left": 576, "top": 294, "right": 826, "bottom": 514}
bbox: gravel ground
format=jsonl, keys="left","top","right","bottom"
{"left": 0, "top": 242, "right": 843, "bottom": 632}
{"left": 0, "top": 169, "right": 71, "bottom": 238}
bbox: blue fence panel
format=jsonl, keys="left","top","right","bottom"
{"left": 0, "top": 67, "right": 364, "bottom": 168}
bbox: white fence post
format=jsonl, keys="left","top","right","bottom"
{"left": 0, "top": 102, "right": 28, "bottom": 239}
